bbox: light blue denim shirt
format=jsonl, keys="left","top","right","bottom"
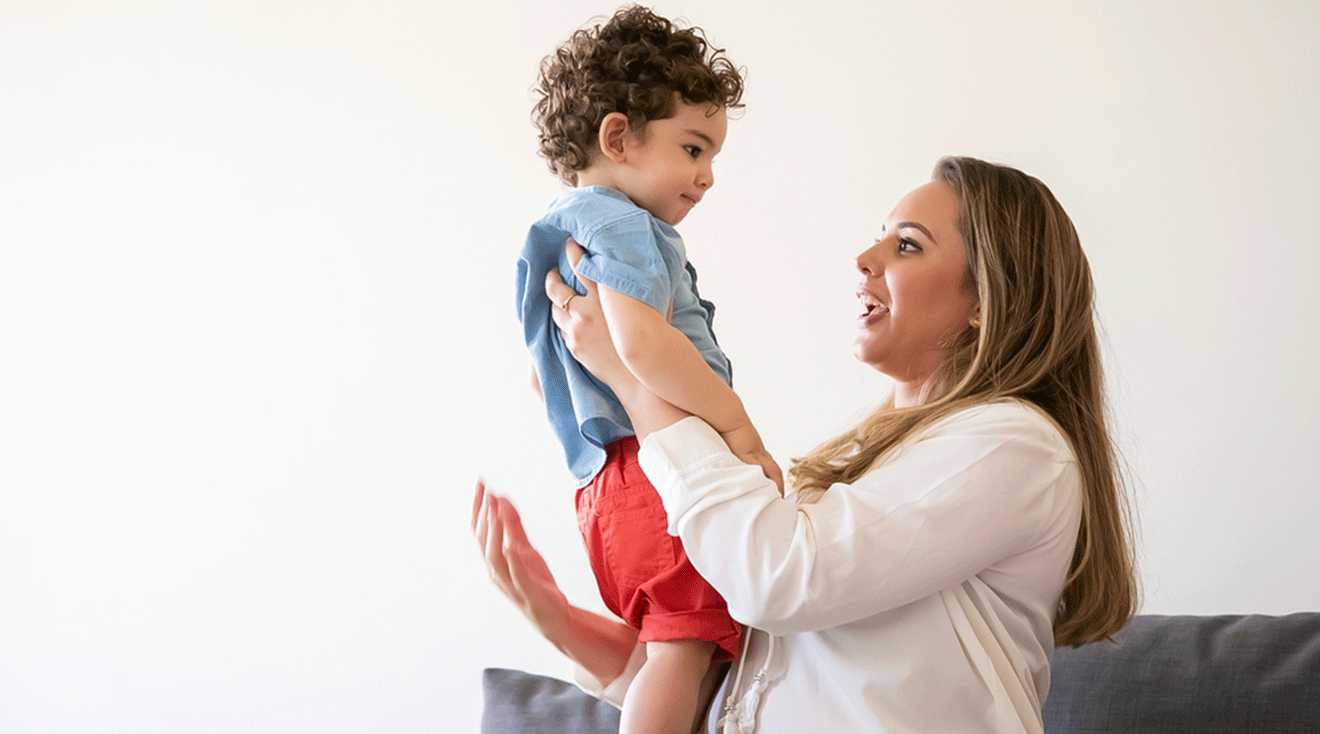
{"left": 516, "top": 186, "right": 732, "bottom": 487}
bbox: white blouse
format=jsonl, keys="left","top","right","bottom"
{"left": 636, "top": 400, "right": 1083, "bottom": 734}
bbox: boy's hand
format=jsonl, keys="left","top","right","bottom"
{"left": 719, "top": 424, "right": 784, "bottom": 494}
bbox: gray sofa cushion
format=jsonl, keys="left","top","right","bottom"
{"left": 482, "top": 613, "right": 1320, "bottom": 733}
{"left": 481, "top": 667, "right": 620, "bottom": 734}
{"left": 1043, "top": 613, "right": 1320, "bottom": 733}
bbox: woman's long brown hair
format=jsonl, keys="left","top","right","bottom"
{"left": 789, "top": 157, "right": 1137, "bottom": 647}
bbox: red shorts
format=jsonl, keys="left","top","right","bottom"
{"left": 576, "top": 437, "right": 740, "bottom": 662}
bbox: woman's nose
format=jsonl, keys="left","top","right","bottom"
{"left": 856, "top": 242, "right": 883, "bottom": 275}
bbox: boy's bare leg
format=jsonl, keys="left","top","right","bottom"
{"left": 620, "top": 639, "right": 717, "bottom": 734}
{"left": 694, "top": 659, "right": 729, "bottom": 733}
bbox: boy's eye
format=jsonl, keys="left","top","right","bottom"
{"left": 684, "top": 145, "right": 702, "bottom": 158}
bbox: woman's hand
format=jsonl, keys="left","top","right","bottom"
{"left": 472, "top": 479, "right": 639, "bottom": 683}
{"left": 545, "top": 239, "right": 639, "bottom": 392}
{"left": 471, "top": 479, "right": 571, "bottom": 640}
{"left": 546, "top": 239, "right": 691, "bottom": 439}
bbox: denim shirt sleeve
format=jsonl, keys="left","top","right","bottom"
{"left": 572, "top": 211, "right": 673, "bottom": 316}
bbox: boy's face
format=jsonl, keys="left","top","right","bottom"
{"left": 616, "top": 102, "right": 727, "bottom": 226}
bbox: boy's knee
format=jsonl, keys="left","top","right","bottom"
{"left": 644, "top": 639, "right": 716, "bottom": 668}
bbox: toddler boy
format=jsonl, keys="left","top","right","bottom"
{"left": 516, "top": 6, "right": 779, "bottom": 732}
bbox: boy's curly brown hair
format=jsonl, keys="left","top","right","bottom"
{"left": 532, "top": 5, "right": 745, "bottom": 185}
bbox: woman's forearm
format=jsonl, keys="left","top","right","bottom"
{"left": 550, "top": 605, "right": 640, "bottom": 684}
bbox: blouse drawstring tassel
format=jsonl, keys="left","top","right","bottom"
{"left": 720, "top": 632, "right": 775, "bottom": 734}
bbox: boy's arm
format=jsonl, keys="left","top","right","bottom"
{"left": 598, "top": 284, "right": 745, "bottom": 432}
{"left": 597, "top": 285, "right": 783, "bottom": 489}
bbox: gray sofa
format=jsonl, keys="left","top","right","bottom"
{"left": 482, "top": 613, "right": 1320, "bottom": 733}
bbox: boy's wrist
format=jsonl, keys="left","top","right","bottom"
{"left": 709, "top": 401, "right": 751, "bottom": 434}
{"left": 718, "top": 421, "right": 759, "bottom": 444}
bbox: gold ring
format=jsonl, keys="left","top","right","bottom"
{"left": 560, "top": 293, "right": 577, "bottom": 312}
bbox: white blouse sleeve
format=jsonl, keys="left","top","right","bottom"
{"left": 637, "top": 402, "right": 1080, "bottom": 635}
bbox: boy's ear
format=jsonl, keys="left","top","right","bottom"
{"left": 597, "top": 112, "right": 631, "bottom": 164}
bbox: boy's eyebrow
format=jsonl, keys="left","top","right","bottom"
{"left": 684, "top": 129, "right": 717, "bottom": 148}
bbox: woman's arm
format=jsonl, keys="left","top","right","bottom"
{"left": 471, "top": 480, "right": 638, "bottom": 682}
{"left": 640, "top": 403, "right": 1083, "bottom": 635}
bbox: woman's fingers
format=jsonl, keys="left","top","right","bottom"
{"left": 564, "top": 237, "right": 584, "bottom": 267}
{"left": 471, "top": 479, "right": 487, "bottom": 536}
{"left": 545, "top": 266, "right": 576, "bottom": 310}
{"left": 544, "top": 238, "right": 599, "bottom": 310}
{"left": 498, "top": 499, "right": 534, "bottom": 595}
{"left": 545, "top": 238, "right": 584, "bottom": 307}
{"left": 487, "top": 506, "right": 509, "bottom": 577}
{"left": 500, "top": 497, "right": 547, "bottom": 596}
{"left": 494, "top": 496, "right": 570, "bottom": 635}
{"left": 470, "top": 480, "right": 571, "bottom": 637}
{"left": 564, "top": 238, "right": 595, "bottom": 294}
{"left": 475, "top": 482, "right": 516, "bottom": 594}
{"left": 496, "top": 493, "right": 531, "bottom": 549}
{"left": 473, "top": 480, "right": 494, "bottom": 562}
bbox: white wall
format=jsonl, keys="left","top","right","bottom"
{"left": 2, "top": 1, "right": 1317, "bottom": 731}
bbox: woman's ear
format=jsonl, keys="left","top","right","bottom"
{"left": 597, "top": 112, "right": 630, "bottom": 164}
{"left": 969, "top": 305, "right": 982, "bottom": 329}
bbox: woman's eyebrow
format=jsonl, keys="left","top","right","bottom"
{"left": 895, "top": 221, "right": 936, "bottom": 242}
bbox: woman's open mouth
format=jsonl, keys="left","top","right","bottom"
{"left": 858, "top": 290, "right": 889, "bottom": 322}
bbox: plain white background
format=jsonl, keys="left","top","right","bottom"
{"left": 2, "top": 1, "right": 1317, "bottom": 731}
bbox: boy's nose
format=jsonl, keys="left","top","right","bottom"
{"left": 697, "top": 165, "right": 714, "bottom": 189}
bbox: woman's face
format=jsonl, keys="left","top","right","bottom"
{"left": 854, "top": 180, "right": 979, "bottom": 390}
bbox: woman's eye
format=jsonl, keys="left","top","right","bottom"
{"left": 897, "top": 237, "right": 921, "bottom": 253}
{"left": 684, "top": 145, "right": 702, "bottom": 158}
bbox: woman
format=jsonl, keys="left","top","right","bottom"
{"left": 474, "top": 156, "right": 1137, "bottom": 733}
